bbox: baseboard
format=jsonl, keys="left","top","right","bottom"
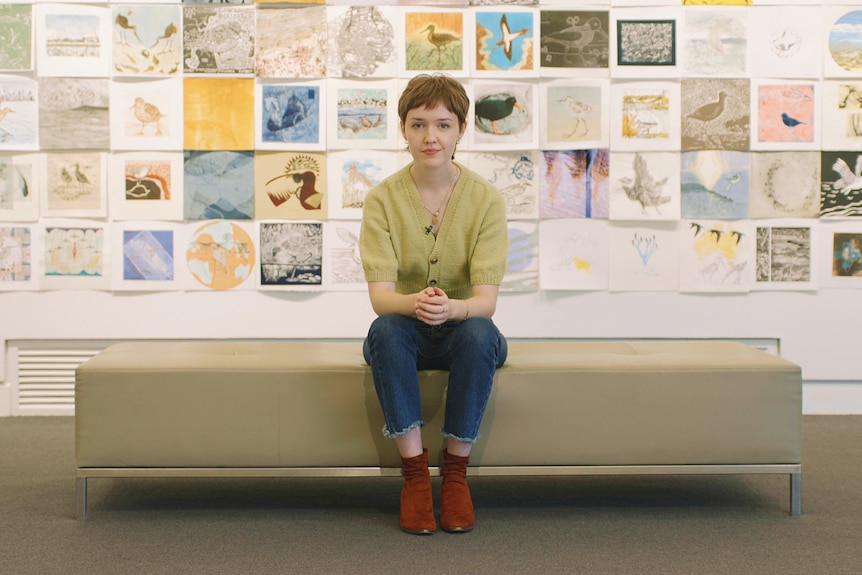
{"left": 803, "top": 382, "right": 862, "bottom": 414}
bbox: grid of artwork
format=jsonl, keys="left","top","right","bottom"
{"left": 2, "top": 0, "right": 862, "bottom": 293}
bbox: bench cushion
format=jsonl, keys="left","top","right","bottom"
{"left": 75, "top": 340, "right": 802, "bottom": 469}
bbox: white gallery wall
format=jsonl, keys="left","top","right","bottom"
{"left": 2, "top": 0, "right": 862, "bottom": 414}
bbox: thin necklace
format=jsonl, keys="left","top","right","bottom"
{"left": 422, "top": 169, "right": 459, "bottom": 225}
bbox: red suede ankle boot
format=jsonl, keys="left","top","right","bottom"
{"left": 440, "top": 450, "right": 474, "bottom": 533}
{"left": 400, "top": 448, "right": 436, "bottom": 535}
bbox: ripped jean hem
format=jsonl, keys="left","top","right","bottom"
{"left": 442, "top": 430, "right": 479, "bottom": 444}
{"left": 382, "top": 419, "right": 425, "bottom": 439}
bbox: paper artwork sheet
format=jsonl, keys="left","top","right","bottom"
{"left": 326, "top": 79, "right": 399, "bottom": 150}
{"left": 255, "top": 6, "right": 326, "bottom": 79}
{"left": 538, "top": 9, "right": 610, "bottom": 77}
{"left": 257, "top": 220, "right": 324, "bottom": 291}
{"left": 680, "top": 78, "right": 750, "bottom": 152}
{"left": 749, "top": 151, "right": 820, "bottom": 219}
{"left": 538, "top": 218, "right": 609, "bottom": 291}
{"left": 109, "top": 151, "right": 183, "bottom": 221}
{"left": 750, "top": 7, "right": 822, "bottom": 80}
{"left": 610, "top": 81, "right": 680, "bottom": 152}
{"left": 0, "top": 224, "right": 38, "bottom": 291}
{"left": 466, "top": 150, "right": 539, "bottom": 220}
{"left": 819, "top": 221, "right": 862, "bottom": 288}
{"left": 680, "top": 150, "right": 749, "bottom": 220}
{"left": 41, "top": 152, "right": 107, "bottom": 218}
{"left": 0, "top": 75, "right": 37, "bottom": 151}
{"left": 0, "top": 153, "right": 40, "bottom": 222}
{"left": 110, "top": 78, "right": 183, "bottom": 151}
{"left": 35, "top": 3, "right": 111, "bottom": 77}
{"left": 470, "top": 80, "right": 537, "bottom": 150}
{"left": 821, "top": 81, "right": 862, "bottom": 151}
{"left": 752, "top": 219, "right": 817, "bottom": 291}
{"left": 539, "top": 79, "right": 608, "bottom": 149}
{"left": 0, "top": 4, "right": 34, "bottom": 72}
{"left": 327, "top": 149, "right": 398, "bottom": 220}
{"left": 39, "top": 77, "right": 109, "bottom": 150}
{"left": 400, "top": 8, "right": 469, "bottom": 77}
{"left": 681, "top": 7, "right": 748, "bottom": 78}
{"left": 679, "top": 219, "right": 752, "bottom": 293}
{"left": 751, "top": 80, "right": 820, "bottom": 151}
{"left": 610, "top": 7, "right": 680, "bottom": 79}
{"left": 184, "top": 150, "right": 254, "bottom": 220}
{"left": 609, "top": 151, "right": 680, "bottom": 221}
{"left": 502, "top": 219, "right": 538, "bottom": 292}
{"left": 824, "top": 8, "right": 862, "bottom": 79}
{"left": 473, "top": 7, "right": 538, "bottom": 77}
{"left": 539, "top": 149, "right": 609, "bottom": 219}
{"left": 40, "top": 219, "right": 110, "bottom": 291}
{"left": 608, "top": 222, "right": 679, "bottom": 292}
{"left": 181, "top": 219, "right": 256, "bottom": 291}
{"left": 111, "top": 4, "right": 182, "bottom": 77}
{"left": 326, "top": 5, "right": 398, "bottom": 79}
{"left": 821, "top": 151, "right": 862, "bottom": 218}
{"left": 254, "top": 151, "right": 327, "bottom": 220}
{"left": 255, "top": 80, "right": 325, "bottom": 151}
{"left": 110, "top": 221, "right": 181, "bottom": 291}
{"left": 183, "top": 77, "right": 254, "bottom": 151}
{"left": 182, "top": 5, "right": 254, "bottom": 75}
{"left": 323, "top": 220, "right": 365, "bottom": 291}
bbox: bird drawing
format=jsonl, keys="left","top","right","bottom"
{"left": 60, "top": 166, "right": 73, "bottom": 191}
{"left": 267, "top": 94, "right": 306, "bottom": 132}
{"left": 419, "top": 24, "right": 460, "bottom": 64}
{"left": 74, "top": 164, "right": 90, "bottom": 193}
{"left": 475, "top": 94, "right": 524, "bottom": 135}
{"left": 724, "top": 172, "right": 741, "bottom": 192}
{"left": 620, "top": 153, "right": 671, "bottom": 215}
{"left": 832, "top": 155, "right": 862, "bottom": 195}
{"left": 130, "top": 97, "right": 165, "bottom": 135}
{"left": 0, "top": 101, "right": 13, "bottom": 137}
{"left": 543, "top": 16, "right": 604, "bottom": 56}
{"left": 495, "top": 14, "right": 529, "bottom": 61}
{"left": 557, "top": 96, "right": 591, "bottom": 138}
{"left": 115, "top": 13, "right": 142, "bottom": 45}
{"left": 687, "top": 91, "right": 728, "bottom": 136}
{"left": 781, "top": 112, "right": 806, "bottom": 135}
{"left": 152, "top": 22, "right": 178, "bottom": 55}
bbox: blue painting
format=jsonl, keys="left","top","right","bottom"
{"left": 261, "top": 84, "right": 321, "bottom": 145}
{"left": 681, "top": 150, "right": 749, "bottom": 220}
{"left": 476, "top": 11, "right": 535, "bottom": 72}
{"left": 183, "top": 151, "right": 254, "bottom": 220}
{"left": 123, "top": 230, "right": 174, "bottom": 281}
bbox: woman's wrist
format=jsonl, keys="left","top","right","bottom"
{"left": 462, "top": 300, "right": 470, "bottom": 321}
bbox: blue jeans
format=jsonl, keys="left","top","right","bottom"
{"left": 362, "top": 314, "right": 508, "bottom": 443}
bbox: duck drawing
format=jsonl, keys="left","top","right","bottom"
{"left": 475, "top": 94, "right": 524, "bottom": 135}
{"left": 619, "top": 153, "right": 671, "bottom": 215}
{"left": 832, "top": 155, "right": 862, "bottom": 195}
{"left": 495, "top": 14, "right": 529, "bottom": 61}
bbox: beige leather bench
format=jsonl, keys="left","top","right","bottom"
{"left": 75, "top": 340, "right": 803, "bottom": 520}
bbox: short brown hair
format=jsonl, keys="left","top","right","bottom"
{"left": 398, "top": 74, "right": 469, "bottom": 129}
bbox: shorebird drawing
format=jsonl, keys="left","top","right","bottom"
{"left": 495, "top": 14, "right": 529, "bottom": 61}
{"left": 832, "top": 155, "right": 862, "bottom": 195}
{"left": 687, "top": 91, "right": 728, "bottom": 137}
{"left": 152, "top": 22, "right": 178, "bottom": 55}
{"left": 620, "top": 153, "right": 671, "bottom": 215}
{"left": 475, "top": 95, "right": 524, "bottom": 135}
{"left": 130, "top": 97, "right": 165, "bottom": 135}
{"left": 419, "top": 24, "right": 460, "bottom": 65}
{"left": 115, "top": 13, "right": 142, "bottom": 45}
{"left": 557, "top": 96, "right": 591, "bottom": 138}
{"left": 74, "top": 164, "right": 90, "bottom": 193}
{"left": 60, "top": 166, "right": 74, "bottom": 191}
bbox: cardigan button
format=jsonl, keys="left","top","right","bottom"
{"left": 429, "top": 279, "right": 437, "bottom": 286}
{"left": 430, "top": 258, "right": 438, "bottom": 264}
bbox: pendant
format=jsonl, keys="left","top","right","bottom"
{"left": 431, "top": 211, "right": 439, "bottom": 225}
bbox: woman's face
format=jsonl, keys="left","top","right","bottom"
{"left": 401, "top": 103, "right": 466, "bottom": 170}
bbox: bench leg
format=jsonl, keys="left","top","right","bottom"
{"left": 790, "top": 472, "right": 802, "bottom": 517}
{"left": 76, "top": 477, "right": 88, "bottom": 521}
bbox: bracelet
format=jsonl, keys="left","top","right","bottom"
{"left": 463, "top": 301, "right": 470, "bottom": 321}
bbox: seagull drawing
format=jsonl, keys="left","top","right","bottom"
{"left": 475, "top": 94, "right": 524, "bottom": 135}
{"left": 495, "top": 14, "right": 529, "bottom": 61}
{"left": 620, "top": 153, "right": 671, "bottom": 215}
{"left": 557, "top": 96, "right": 591, "bottom": 138}
{"left": 832, "top": 155, "right": 862, "bottom": 195}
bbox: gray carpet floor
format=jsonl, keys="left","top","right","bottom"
{"left": 1, "top": 416, "right": 860, "bottom": 575}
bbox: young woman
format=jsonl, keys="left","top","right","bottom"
{"left": 360, "top": 74, "right": 509, "bottom": 535}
